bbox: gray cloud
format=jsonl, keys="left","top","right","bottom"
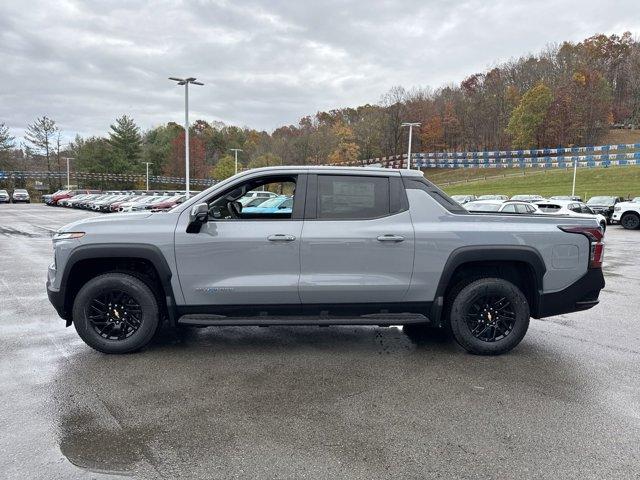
{"left": 0, "top": 0, "right": 638, "bottom": 142}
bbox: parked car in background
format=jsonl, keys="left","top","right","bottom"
{"left": 510, "top": 194, "right": 545, "bottom": 203}
{"left": 0, "top": 189, "right": 9, "bottom": 203}
{"left": 450, "top": 194, "right": 477, "bottom": 204}
{"left": 550, "top": 195, "right": 583, "bottom": 202}
{"left": 477, "top": 194, "right": 509, "bottom": 200}
{"left": 241, "top": 195, "right": 294, "bottom": 214}
{"left": 150, "top": 195, "right": 186, "bottom": 211}
{"left": 586, "top": 196, "right": 625, "bottom": 224}
{"left": 535, "top": 200, "right": 607, "bottom": 231}
{"left": 465, "top": 200, "right": 538, "bottom": 214}
{"left": 239, "top": 190, "right": 279, "bottom": 206}
{"left": 612, "top": 200, "right": 640, "bottom": 230}
{"left": 12, "top": 189, "right": 30, "bottom": 203}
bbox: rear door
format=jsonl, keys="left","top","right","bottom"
{"left": 299, "top": 173, "right": 415, "bottom": 304}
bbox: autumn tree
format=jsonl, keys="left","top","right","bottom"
{"left": 327, "top": 121, "right": 360, "bottom": 164}
{"left": 420, "top": 116, "right": 445, "bottom": 151}
{"left": 212, "top": 154, "right": 236, "bottom": 181}
{"left": 507, "top": 83, "right": 554, "bottom": 149}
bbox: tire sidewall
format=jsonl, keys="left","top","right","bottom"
{"left": 621, "top": 213, "right": 640, "bottom": 230}
{"left": 73, "top": 273, "right": 159, "bottom": 353}
{"left": 449, "top": 278, "right": 530, "bottom": 355}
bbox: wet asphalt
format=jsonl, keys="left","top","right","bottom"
{"left": 0, "top": 204, "right": 639, "bottom": 479}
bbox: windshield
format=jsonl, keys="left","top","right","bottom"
{"left": 587, "top": 196, "right": 615, "bottom": 206}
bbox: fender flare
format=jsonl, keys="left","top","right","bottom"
{"left": 429, "top": 245, "right": 546, "bottom": 325}
{"left": 59, "top": 243, "right": 177, "bottom": 323}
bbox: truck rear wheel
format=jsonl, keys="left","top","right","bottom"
{"left": 621, "top": 212, "right": 640, "bottom": 230}
{"left": 72, "top": 273, "right": 160, "bottom": 353}
{"left": 448, "top": 278, "right": 530, "bottom": 355}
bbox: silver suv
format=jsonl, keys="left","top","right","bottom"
{"left": 47, "top": 167, "right": 605, "bottom": 355}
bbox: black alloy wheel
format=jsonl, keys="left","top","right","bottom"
{"left": 465, "top": 294, "right": 516, "bottom": 343}
{"left": 87, "top": 290, "right": 143, "bottom": 340}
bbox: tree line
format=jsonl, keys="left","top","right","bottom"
{"left": 1, "top": 32, "right": 638, "bottom": 185}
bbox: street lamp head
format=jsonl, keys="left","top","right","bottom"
{"left": 169, "top": 77, "right": 185, "bottom": 82}
{"left": 401, "top": 122, "right": 421, "bottom": 127}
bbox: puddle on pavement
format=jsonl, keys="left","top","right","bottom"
{"left": 58, "top": 410, "right": 147, "bottom": 476}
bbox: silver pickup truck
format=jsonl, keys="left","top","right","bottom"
{"left": 47, "top": 166, "right": 605, "bottom": 355}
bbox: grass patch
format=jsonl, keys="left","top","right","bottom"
{"left": 440, "top": 165, "right": 640, "bottom": 199}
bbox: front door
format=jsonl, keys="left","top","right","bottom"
{"left": 299, "top": 173, "right": 415, "bottom": 305}
{"left": 174, "top": 174, "right": 304, "bottom": 306}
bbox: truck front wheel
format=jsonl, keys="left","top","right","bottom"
{"left": 448, "top": 278, "right": 530, "bottom": 355}
{"left": 72, "top": 273, "right": 160, "bottom": 353}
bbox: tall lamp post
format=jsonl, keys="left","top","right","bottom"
{"left": 144, "top": 162, "right": 153, "bottom": 191}
{"left": 401, "top": 122, "right": 421, "bottom": 169}
{"left": 63, "top": 157, "right": 74, "bottom": 188}
{"left": 230, "top": 148, "right": 243, "bottom": 175}
{"left": 169, "top": 77, "right": 203, "bottom": 198}
{"left": 571, "top": 156, "right": 578, "bottom": 197}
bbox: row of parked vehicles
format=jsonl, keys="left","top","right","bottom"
{"left": 43, "top": 189, "right": 195, "bottom": 212}
{"left": 43, "top": 187, "right": 295, "bottom": 215}
{"left": 0, "top": 189, "right": 31, "bottom": 203}
{"left": 450, "top": 194, "right": 640, "bottom": 230}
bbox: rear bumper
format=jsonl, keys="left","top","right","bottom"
{"left": 535, "top": 268, "right": 605, "bottom": 318}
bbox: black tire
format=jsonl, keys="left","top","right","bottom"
{"left": 72, "top": 273, "right": 160, "bottom": 353}
{"left": 448, "top": 277, "right": 530, "bottom": 355}
{"left": 620, "top": 212, "right": 640, "bottom": 230}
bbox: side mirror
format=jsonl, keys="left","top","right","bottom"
{"left": 187, "top": 203, "right": 209, "bottom": 233}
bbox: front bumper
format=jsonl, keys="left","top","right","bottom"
{"left": 46, "top": 279, "right": 69, "bottom": 320}
{"left": 535, "top": 268, "right": 605, "bottom": 318}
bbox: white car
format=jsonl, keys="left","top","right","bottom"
{"left": 12, "top": 189, "right": 30, "bottom": 203}
{"left": 0, "top": 189, "right": 9, "bottom": 203}
{"left": 612, "top": 200, "right": 640, "bottom": 230}
{"left": 464, "top": 200, "right": 539, "bottom": 214}
{"left": 535, "top": 200, "right": 607, "bottom": 231}
{"left": 450, "top": 194, "right": 477, "bottom": 204}
{"left": 239, "top": 190, "right": 278, "bottom": 206}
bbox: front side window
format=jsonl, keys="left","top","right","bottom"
{"left": 317, "top": 175, "right": 389, "bottom": 219}
{"left": 208, "top": 176, "right": 297, "bottom": 220}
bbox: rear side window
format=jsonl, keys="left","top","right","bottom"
{"left": 317, "top": 175, "right": 389, "bottom": 219}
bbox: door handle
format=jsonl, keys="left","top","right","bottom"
{"left": 377, "top": 234, "right": 405, "bottom": 242}
{"left": 267, "top": 234, "right": 296, "bottom": 242}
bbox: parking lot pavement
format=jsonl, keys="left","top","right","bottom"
{"left": 0, "top": 204, "right": 639, "bottom": 479}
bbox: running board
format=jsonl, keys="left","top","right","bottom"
{"left": 178, "top": 313, "right": 429, "bottom": 327}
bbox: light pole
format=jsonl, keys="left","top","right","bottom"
{"left": 571, "top": 156, "right": 578, "bottom": 197}
{"left": 63, "top": 157, "right": 74, "bottom": 188}
{"left": 169, "top": 77, "right": 203, "bottom": 198}
{"left": 144, "top": 162, "right": 153, "bottom": 191}
{"left": 401, "top": 122, "right": 421, "bottom": 169}
{"left": 230, "top": 148, "right": 243, "bottom": 174}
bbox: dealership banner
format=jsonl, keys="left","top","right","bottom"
{"left": 0, "top": 171, "right": 216, "bottom": 187}
{"left": 330, "top": 142, "right": 640, "bottom": 169}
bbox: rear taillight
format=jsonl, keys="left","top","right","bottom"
{"left": 558, "top": 225, "right": 604, "bottom": 269}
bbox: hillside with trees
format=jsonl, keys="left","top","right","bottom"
{"left": 1, "top": 32, "right": 639, "bottom": 184}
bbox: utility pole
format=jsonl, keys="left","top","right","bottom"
{"left": 169, "top": 77, "right": 204, "bottom": 198}
{"left": 230, "top": 148, "right": 243, "bottom": 175}
{"left": 401, "top": 122, "right": 421, "bottom": 169}
{"left": 63, "top": 157, "right": 74, "bottom": 188}
{"left": 144, "top": 162, "right": 153, "bottom": 191}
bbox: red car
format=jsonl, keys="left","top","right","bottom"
{"left": 51, "top": 189, "right": 100, "bottom": 206}
{"left": 150, "top": 195, "right": 186, "bottom": 211}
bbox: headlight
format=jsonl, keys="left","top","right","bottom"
{"left": 52, "top": 232, "right": 85, "bottom": 241}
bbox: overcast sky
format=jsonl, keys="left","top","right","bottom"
{"left": 1, "top": 0, "right": 638, "bottom": 142}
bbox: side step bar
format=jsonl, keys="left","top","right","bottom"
{"left": 178, "top": 313, "right": 429, "bottom": 327}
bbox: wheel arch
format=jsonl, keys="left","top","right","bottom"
{"left": 60, "top": 244, "right": 177, "bottom": 324}
{"left": 429, "top": 246, "right": 546, "bottom": 326}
